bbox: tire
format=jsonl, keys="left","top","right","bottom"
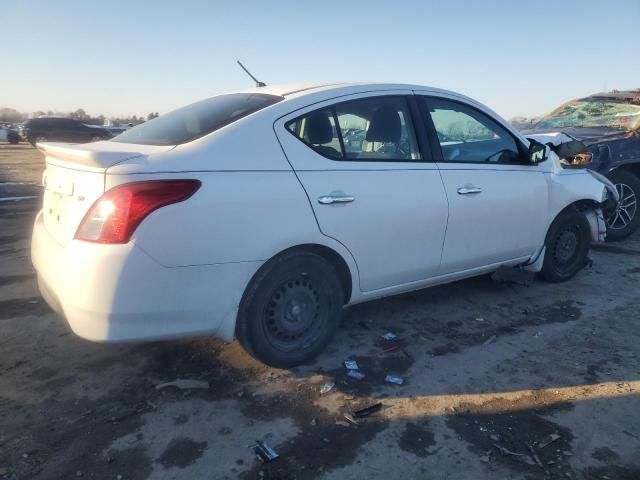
{"left": 32, "top": 135, "right": 47, "bottom": 146}
{"left": 605, "top": 169, "right": 640, "bottom": 241}
{"left": 540, "top": 209, "right": 591, "bottom": 283}
{"left": 236, "top": 251, "right": 344, "bottom": 368}
{"left": 90, "top": 135, "right": 104, "bottom": 142}
{"left": 7, "top": 133, "right": 19, "bottom": 144}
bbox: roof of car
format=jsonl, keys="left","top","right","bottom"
{"left": 228, "top": 82, "right": 516, "bottom": 138}
{"left": 234, "top": 82, "right": 470, "bottom": 100}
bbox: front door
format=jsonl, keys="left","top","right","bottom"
{"left": 275, "top": 92, "right": 449, "bottom": 292}
{"left": 417, "top": 95, "right": 549, "bottom": 274}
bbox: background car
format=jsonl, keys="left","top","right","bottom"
{"left": 525, "top": 89, "right": 640, "bottom": 240}
{"left": 0, "top": 125, "right": 21, "bottom": 144}
{"left": 31, "top": 83, "right": 613, "bottom": 367}
{"left": 22, "top": 117, "right": 112, "bottom": 146}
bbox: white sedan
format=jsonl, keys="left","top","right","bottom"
{"left": 32, "top": 83, "right": 616, "bottom": 367}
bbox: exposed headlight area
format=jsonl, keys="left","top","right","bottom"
{"left": 560, "top": 151, "right": 592, "bottom": 167}
{"left": 559, "top": 144, "right": 611, "bottom": 169}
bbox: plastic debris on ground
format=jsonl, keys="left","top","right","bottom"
{"left": 155, "top": 379, "right": 210, "bottom": 390}
{"left": 538, "top": 433, "right": 561, "bottom": 449}
{"left": 343, "top": 413, "right": 359, "bottom": 425}
{"left": 381, "top": 332, "right": 397, "bottom": 341}
{"left": 347, "top": 370, "right": 365, "bottom": 380}
{"left": 381, "top": 345, "right": 400, "bottom": 354}
{"left": 483, "top": 335, "right": 497, "bottom": 346}
{"left": 344, "top": 360, "right": 359, "bottom": 370}
{"left": 249, "top": 440, "right": 279, "bottom": 463}
{"left": 353, "top": 403, "right": 383, "bottom": 418}
{"left": 384, "top": 375, "right": 405, "bottom": 385}
{"left": 320, "top": 381, "right": 335, "bottom": 394}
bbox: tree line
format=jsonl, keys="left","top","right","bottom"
{"left": 0, "top": 107, "right": 159, "bottom": 126}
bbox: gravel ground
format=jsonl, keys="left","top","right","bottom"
{"left": 1, "top": 143, "right": 639, "bottom": 480}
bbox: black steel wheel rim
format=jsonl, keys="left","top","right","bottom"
{"left": 263, "top": 275, "right": 326, "bottom": 353}
{"left": 553, "top": 226, "right": 580, "bottom": 273}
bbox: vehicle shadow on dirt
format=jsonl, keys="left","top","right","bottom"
{"left": 4, "top": 328, "right": 638, "bottom": 480}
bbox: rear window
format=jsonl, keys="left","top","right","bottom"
{"left": 112, "top": 93, "right": 283, "bottom": 146}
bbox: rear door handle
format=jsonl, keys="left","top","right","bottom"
{"left": 457, "top": 186, "right": 483, "bottom": 195}
{"left": 318, "top": 195, "right": 355, "bottom": 205}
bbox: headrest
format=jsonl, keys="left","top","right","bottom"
{"left": 366, "top": 105, "right": 401, "bottom": 143}
{"left": 305, "top": 112, "right": 334, "bottom": 145}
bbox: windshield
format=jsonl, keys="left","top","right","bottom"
{"left": 112, "top": 93, "right": 283, "bottom": 146}
{"left": 536, "top": 100, "right": 640, "bottom": 131}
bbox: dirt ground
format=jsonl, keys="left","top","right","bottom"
{"left": 1, "top": 143, "right": 639, "bottom": 480}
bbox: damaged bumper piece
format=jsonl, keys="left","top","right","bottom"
{"left": 585, "top": 208, "right": 607, "bottom": 243}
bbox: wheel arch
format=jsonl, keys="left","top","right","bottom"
{"left": 553, "top": 199, "right": 606, "bottom": 243}
{"left": 243, "top": 243, "right": 354, "bottom": 308}
{"left": 565, "top": 198, "right": 601, "bottom": 213}
{"left": 289, "top": 244, "right": 353, "bottom": 304}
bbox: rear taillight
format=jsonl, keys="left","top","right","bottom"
{"left": 75, "top": 180, "right": 201, "bottom": 243}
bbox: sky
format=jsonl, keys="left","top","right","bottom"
{"left": 2, "top": 0, "right": 639, "bottom": 120}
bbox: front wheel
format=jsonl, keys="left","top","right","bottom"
{"left": 605, "top": 170, "right": 640, "bottom": 241}
{"left": 7, "top": 133, "right": 20, "bottom": 144}
{"left": 540, "top": 209, "right": 591, "bottom": 283}
{"left": 236, "top": 251, "right": 344, "bottom": 368}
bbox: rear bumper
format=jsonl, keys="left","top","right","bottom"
{"left": 31, "top": 210, "right": 260, "bottom": 342}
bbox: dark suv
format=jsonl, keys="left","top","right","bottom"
{"left": 525, "top": 90, "right": 640, "bottom": 240}
{"left": 23, "top": 117, "right": 112, "bottom": 146}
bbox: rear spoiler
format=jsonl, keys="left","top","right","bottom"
{"left": 37, "top": 142, "right": 172, "bottom": 169}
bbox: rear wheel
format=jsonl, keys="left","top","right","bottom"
{"left": 605, "top": 169, "right": 640, "bottom": 241}
{"left": 237, "top": 251, "right": 343, "bottom": 368}
{"left": 540, "top": 209, "right": 591, "bottom": 283}
{"left": 91, "top": 135, "right": 104, "bottom": 142}
{"left": 7, "top": 133, "right": 19, "bottom": 144}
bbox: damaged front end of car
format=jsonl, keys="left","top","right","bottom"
{"left": 528, "top": 132, "right": 619, "bottom": 247}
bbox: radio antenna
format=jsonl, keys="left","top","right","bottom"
{"left": 237, "top": 60, "right": 266, "bottom": 87}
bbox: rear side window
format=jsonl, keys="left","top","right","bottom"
{"left": 113, "top": 93, "right": 283, "bottom": 146}
{"left": 287, "top": 108, "right": 342, "bottom": 159}
{"left": 287, "top": 96, "right": 421, "bottom": 161}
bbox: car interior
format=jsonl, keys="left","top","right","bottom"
{"left": 293, "top": 97, "right": 419, "bottom": 161}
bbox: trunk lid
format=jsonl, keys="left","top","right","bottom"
{"left": 39, "top": 141, "right": 173, "bottom": 245}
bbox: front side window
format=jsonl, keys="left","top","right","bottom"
{"left": 423, "top": 97, "right": 522, "bottom": 163}
{"left": 113, "top": 93, "right": 283, "bottom": 146}
{"left": 287, "top": 96, "right": 420, "bottom": 161}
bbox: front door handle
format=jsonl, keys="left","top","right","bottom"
{"left": 457, "top": 186, "right": 483, "bottom": 195}
{"left": 318, "top": 195, "right": 355, "bottom": 205}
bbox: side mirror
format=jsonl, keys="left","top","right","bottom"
{"left": 528, "top": 141, "right": 547, "bottom": 163}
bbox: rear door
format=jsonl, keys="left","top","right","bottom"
{"left": 275, "top": 91, "right": 449, "bottom": 292}
{"left": 416, "top": 94, "right": 548, "bottom": 274}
